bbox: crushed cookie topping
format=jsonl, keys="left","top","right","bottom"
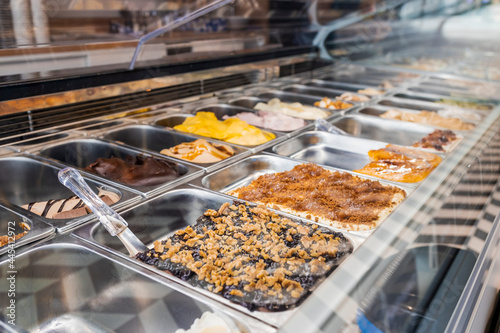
{"left": 137, "top": 201, "right": 352, "bottom": 311}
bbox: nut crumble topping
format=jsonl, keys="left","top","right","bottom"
{"left": 137, "top": 201, "right": 352, "bottom": 311}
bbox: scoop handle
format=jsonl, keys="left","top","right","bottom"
{"left": 58, "top": 167, "right": 127, "bottom": 236}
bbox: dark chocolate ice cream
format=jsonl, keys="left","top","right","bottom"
{"left": 85, "top": 155, "right": 186, "bottom": 186}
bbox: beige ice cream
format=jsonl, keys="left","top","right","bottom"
{"left": 23, "top": 189, "right": 120, "bottom": 219}
{"left": 437, "top": 107, "right": 481, "bottom": 123}
{"left": 337, "top": 92, "right": 370, "bottom": 102}
{"left": 357, "top": 88, "right": 384, "bottom": 96}
{"left": 161, "top": 139, "right": 235, "bottom": 164}
{"left": 223, "top": 110, "right": 306, "bottom": 131}
{"left": 437, "top": 99, "right": 492, "bottom": 111}
{"left": 380, "top": 109, "right": 475, "bottom": 130}
{"left": 254, "top": 98, "right": 330, "bottom": 120}
{"left": 379, "top": 80, "right": 395, "bottom": 89}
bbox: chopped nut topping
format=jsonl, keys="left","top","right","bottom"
{"left": 154, "top": 241, "right": 164, "bottom": 253}
{"left": 137, "top": 201, "right": 353, "bottom": 312}
{"left": 218, "top": 202, "right": 230, "bottom": 215}
{"left": 230, "top": 289, "right": 244, "bottom": 297}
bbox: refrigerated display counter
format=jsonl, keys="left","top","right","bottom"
{"left": 1, "top": 1, "right": 500, "bottom": 333}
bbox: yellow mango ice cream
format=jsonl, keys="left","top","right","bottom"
{"left": 173, "top": 112, "right": 275, "bottom": 146}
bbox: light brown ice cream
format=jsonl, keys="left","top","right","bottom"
{"left": 380, "top": 109, "right": 475, "bottom": 130}
{"left": 160, "top": 139, "right": 235, "bottom": 164}
{"left": 254, "top": 98, "right": 330, "bottom": 119}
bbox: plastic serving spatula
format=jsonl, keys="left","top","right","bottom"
{"left": 58, "top": 167, "right": 149, "bottom": 257}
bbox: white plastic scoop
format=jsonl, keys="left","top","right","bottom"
{"left": 58, "top": 167, "right": 149, "bottom": 257}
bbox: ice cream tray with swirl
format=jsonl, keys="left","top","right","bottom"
{"left": 0, "top": 154, "right": 140, "bottom": 233}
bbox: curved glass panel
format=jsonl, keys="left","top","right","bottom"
{"left": 319, "top": 0, "right": 492, "bottom": 63}
{"left": 0, "top": 0, "right": 313, "bottom": 83}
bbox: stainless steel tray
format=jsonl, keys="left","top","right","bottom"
{"left": 225, "top": 94, "right": 332, "bottom": 134}
{"left": 269, "top": 131, "right": 387, "bottom": 172}
{"left": 415, "top": 74, "right": 500, "bottom": 96}
{"left": 417, "top": 78, "right": 500, "bottom": 100}
{"left": 255, "top": 90, "right": 348, "bottom": 107}
{"left": 329, "top": 114, "right": 438, "bottom": 147}
{"left": 317, "top": 75, "right": 392, "bottom": 88}
{"left": 318, "top": 69, "right": 416, "bottom": 84}
{"left": 77, "top": 120, "right": 131, "bottom": 134}
{"left": 227, "top": 96, "right": 269, "bottom": 109}
{"left": 407, "top": 85, "right": 500, "bottom": 102}
{"left": 316, "top": 66, "right": 419, "bottom": 82}
{"left": 356, "top": 103, "right": 484, "bottom": 127}
{"left": 56, "top": 118, "right": 122, "bottom": 131}
{"left": 101, "top": 124, "right": 251, "bottom": 173}
{"left": 0, "top": 155, "right": 139, "bottom": 231}
{"left": 303, "top": 79, "right": 387, "bottom": 95}
{"left": 425, "top": 76, "right": 485, "bottom": 89}
{"left": 192, "top": 103, "right": 301, "bottom": 134}
{"left": 363, "top": 51, "right": 456, "bottom": 71}
{"left": 0, "top": 237, "right": 271, "bottom": 333}
{"left": 240, "top": 90, "right": 354, "bottom": 117}
{"left": 0, "top": 130, "right": 76, "bottom": 152}
{"left": 354, "top": 105, "right": 480, "bottom": 126}
{"left": 0, "top": 131, "right": 69, "bottom": 147}
{"left": 35, "top": 138, "right": 203, "bottom": 196}
{"left": 418, "top": 80, "right": 476, "bottom": 92}
{"left": 246, "top": 78, "right": 304, "bottom": 90}
{"left": 73, "top": 186, "right": 361, "bottom": 327}
{"left": 0, "top": 205, "right": 53, "bottom": 256}
{"left": 282, "top": 84, "right": 361, "bottom": 99}
{"left": 267, "top": 130, "right": 443, "bottom": 187}
{"left": 0, "top": 120, "right": 137, "bottom": 152}
{"left": 377, "top": 97, "right": 457, "bottom": 113}
{"left": 0, "top": 147, "right": 14, "bottom": 155}
{"left": 192, "top": 102, "right": 322, "bottom": 134}
{"left": 230, "top": 92, "right": 333, "bottom": 109}
{"left": 229, "top": 90, "right": 357, "bottom": 114}
{"left": 153, "top": 113, "right": 287, "bottom": 152}
{"left": 189, "top": 154, "right": 411, "bottom": 231}
{"left": 191, "top": 104, "right": 256, "bottom": 116}
{"left": 392, "top": 91, "right": 497, "bottom": 111}
{"left": 420, "top": 75, "right": 500, "bottom": 99}
{"left": 125, "top": 109, "right": 175, "bottom": 121}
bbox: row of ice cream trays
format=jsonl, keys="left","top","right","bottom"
{"left": 0, "top": 67, "right": 496, "bottom": 331}
{"left": 0, "top": 66, "right": 493, "bottom": 251}
{"left": 3, "top": 65, "right": 494, "bottom": 148}
{"left": 368, "top": 48, "right": 500, "bottom": 83}
{"left": 3, "top": 84, "right": 491, "bottom": 153}
{"left": 0, "top": 150, "right": 399, "bottom": 328}
{"left": 1, "top": 64, "right": 494, "bottom": 150}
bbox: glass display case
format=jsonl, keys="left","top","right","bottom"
{"left": 1, "top": 1, "right": 500, "bottom": 332}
